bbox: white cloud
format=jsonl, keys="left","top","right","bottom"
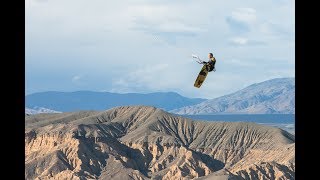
{"left": 224, "top": 58, "right": 255, "bottom": 67}
{"left": 127, "top": 5, "right": 171, "bottom": 22}
{"left": 157, "top": 22, "right": 204, "bottom": 33}
{"left": 72, "top": 75, "right": 83, "bottom": 85}
{"left": 230, "top": 37, "right": 248, "bottom": 45}
{"left": 228, "top": 37, "right": 266, "bottom": 46}
{"left": 128, "top": 3, "right": 207, "bottom": 45}
{"left": 111, "top": 64, "right": 172, "bottom": 92}
{"left": 72, "top": 75, "right": 81, "bottom": 81}
{"left": 231, "top": 8, "right": 257, "bottom": 24}
{"left": 127, "top": 5, "right": 203, "bottom": 50}
{"left": 225, "top": 7, "right": 257, "bottom": 34}
{"left": 259, "top": 21, "right": 293, "bottom": 40}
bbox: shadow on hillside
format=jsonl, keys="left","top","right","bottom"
{"left": 193, "top": 151, "right": 225, "bottom": 172}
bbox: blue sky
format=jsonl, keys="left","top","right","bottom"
{"left": 26, "top": 0, "right": 294, "bottom": 99}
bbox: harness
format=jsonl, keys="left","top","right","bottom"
{"left": 207, "top": 57, "right": 216, "bottom": 72}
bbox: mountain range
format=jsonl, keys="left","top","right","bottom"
{"left": 25, "top": 106, "right": 295, "bottom": 179}
{"left": 171, "top": 78, "right": 295, "bottom": 114}
{"left": 26, "top": 91, "right": 206, "bottom": 112}
{"left": 26, "top": 77, "right": 295, "bottom": 114}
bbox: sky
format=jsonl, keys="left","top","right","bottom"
{"left": 26, "top": 0, "right": 295, "bottom": 99}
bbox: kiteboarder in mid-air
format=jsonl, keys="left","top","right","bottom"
{"left": 193, "top": 53, "right": 217, "bottom": 88}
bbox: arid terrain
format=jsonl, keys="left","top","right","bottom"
{"left": 25, "top": 106, "right": 295, "bottom": 179}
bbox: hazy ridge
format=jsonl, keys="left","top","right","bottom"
{"left": 171, "top": 78, "right": 295, "bottom": 114}
{"left": 26, "top": 91, "right": 206, "bottom": 112}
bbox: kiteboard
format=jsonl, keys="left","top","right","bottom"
{"left": 194, "top": 64, "right": 208, "bottom": 88}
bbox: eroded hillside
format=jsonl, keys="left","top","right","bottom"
{"left": 25, "top": 106, "right": 295, "bottom": 179}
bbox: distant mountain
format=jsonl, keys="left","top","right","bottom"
{"left": 25, "top": 107, "right": 61, "bottom": 114}
{"left": 26, "top": 91, "right": 206, "bottom": 112}
{"left": 171, "top": 78, "right": 295, "bottom": 114}
{"left": 25, "top": 106, "right": 295, "bottom": 179}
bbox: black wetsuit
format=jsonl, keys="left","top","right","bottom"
{"left": 206, "top": 57, "right": 216, "bottom": 72}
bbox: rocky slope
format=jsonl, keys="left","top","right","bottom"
{"left": 25, "top": 106, "right": 295, "bottom": 179}
{"left": 171, "top": 78, "right": 295, "bottom": 114}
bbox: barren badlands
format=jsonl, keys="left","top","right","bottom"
{"left": 25, "top": 106, "right": 295, "bottom": 179}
